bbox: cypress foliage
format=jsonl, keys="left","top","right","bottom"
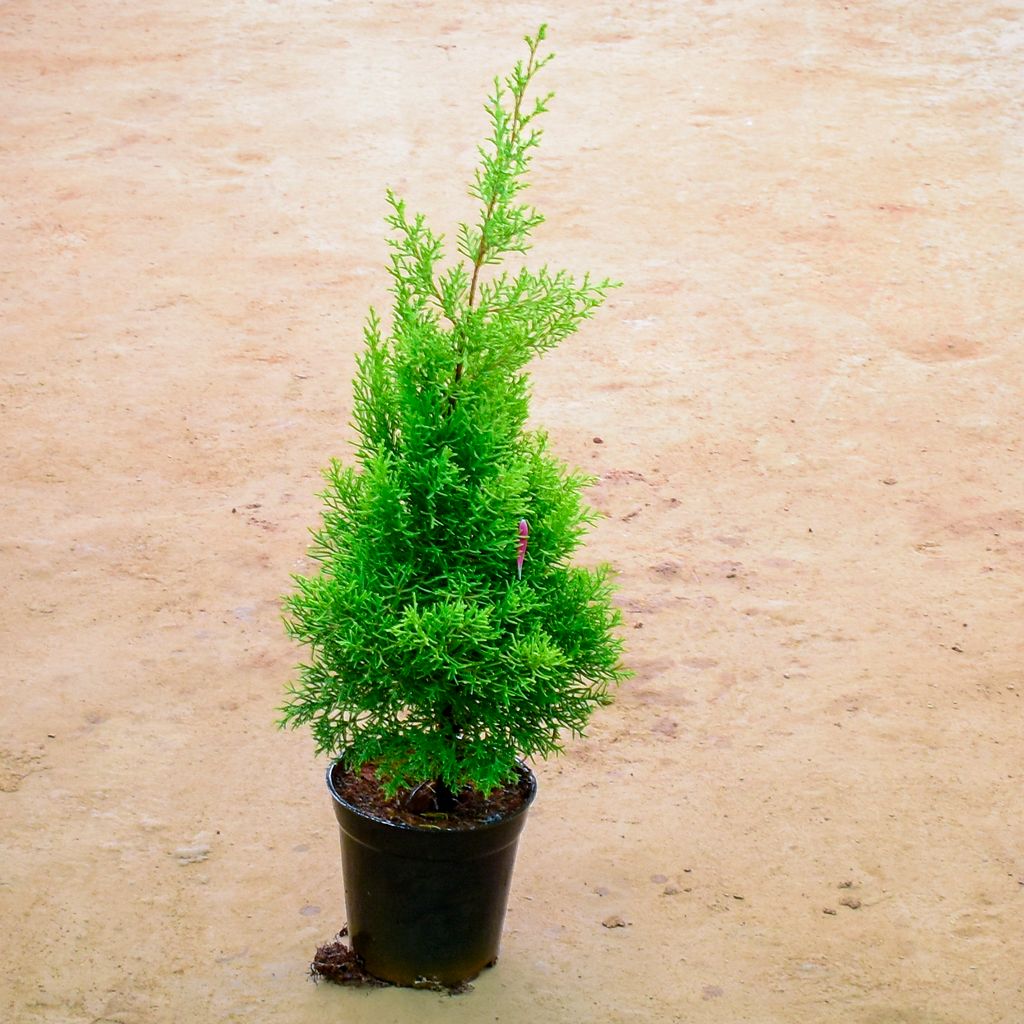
{"left": 281, "top": 26, "right": 629, "bottom": 797}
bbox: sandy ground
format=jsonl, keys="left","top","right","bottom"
{"left": 3, "top": 1, "right": 1023, "bottom": 1021}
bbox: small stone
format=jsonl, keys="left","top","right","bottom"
{"left": 838, "top": 880, "right": 853, "bottom": 889}
{"left": 174, "top": 844, "right": 211, "bottom": 865}
{"left": 823, "top": 907, "right": 837, "bottom": 915}
{"left": 173, "top": 832, "right": 213, "bottom": 865}
{"left": 602, "top": 915, "right": 629, "bottom": 928}
{"left": 663, "top": 885, "right": 681, "bottom": 896}
{"left": 839, "top": 896, "right": 862, "bottom": 910}
{"left": 593, "top": 437, "right": 604, "bottom": 444}
{"left": 882, "top": 478, "right": 897, "bottom": 486}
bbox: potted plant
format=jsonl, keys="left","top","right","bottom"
{"left": 280, "top": 25, "right": 628, "bottom": 989}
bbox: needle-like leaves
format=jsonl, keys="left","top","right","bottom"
{"left": 281, "top": 26, "right": 628, "bottom": 796}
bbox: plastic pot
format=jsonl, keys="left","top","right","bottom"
{"left": 326, "top": 760, "right": 537, "bottom": 987}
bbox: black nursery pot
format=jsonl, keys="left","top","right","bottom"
{"left": 326, "top": 760, "right": 537, "bottom": 987}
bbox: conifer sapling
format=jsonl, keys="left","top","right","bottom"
{"left": 281, "top": 26, "right": 629, "bottom": 803}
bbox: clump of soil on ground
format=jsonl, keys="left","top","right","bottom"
{"left": 310, "top": 929, "right": 388, "bottom": 988}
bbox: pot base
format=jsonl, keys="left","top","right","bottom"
{"left": 311, "top": 930, "right": 487, "bottom": 992}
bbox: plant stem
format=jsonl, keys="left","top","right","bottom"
{"left": 455, "top": 34, "right": 541, "bottom": 387}
{"left": 437, "top": 703, "right": 463, "bottom": 806}
{"left": 433, "top": 777, "right": 458, "bottom": 812}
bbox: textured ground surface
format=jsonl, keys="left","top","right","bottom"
{"left": 3, "top": 2, "right": 1023, "bottom": 1021}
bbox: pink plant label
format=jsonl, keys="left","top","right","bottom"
{"left": 517, "top": 519, "right": 529, "bottom": 579}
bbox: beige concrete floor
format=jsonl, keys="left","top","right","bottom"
{"left": 2, "top": 2, "right": 1023, "bottom": 1021}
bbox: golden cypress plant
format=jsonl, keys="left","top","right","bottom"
{"left": 281, "top": 26, "right": 628, "bottom": 799}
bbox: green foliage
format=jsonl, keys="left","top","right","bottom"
{"left": 281, "top": 26, "right": 629, "bottom": 796}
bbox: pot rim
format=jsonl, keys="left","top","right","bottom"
{"left": 326, "top": 757, "right": 537, "bottom": 835}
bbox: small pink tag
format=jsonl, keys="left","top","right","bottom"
{"left": 516, "top": 519, "right": 529, "bottom": 579}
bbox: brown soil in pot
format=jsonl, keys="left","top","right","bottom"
{"left": 330, "top": 760, "right": 533, "bottom": 829}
